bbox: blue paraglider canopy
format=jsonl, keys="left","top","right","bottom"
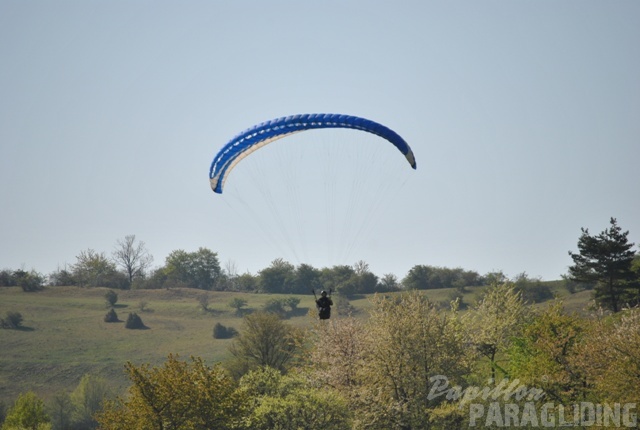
{"left": 209, "top": 113, "right": 416, "bottom": 194}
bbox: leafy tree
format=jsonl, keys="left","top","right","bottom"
{"left": 466, "top": 282, "right": 530, "bottom": 380}
{"left": 139, "top": 267, "right": 167, "bottom": 289}
{"left": 112, "top": 235, "right": 153, "bottom": 286}
{"left": 239, "top": 367, "right": 351, "bottom": 430}
{"left": 2, "top": 391, "right": 51, "bottom": 430}
{"left": 338, "top": 265, "right": 378, "bottom": 296}
{"left": 319, "top": 265, "right": 355, "bottom": 293}
{"left": 97, "top": 355, "right": 246, "bottom": 430}
{"left": 163, "top": 247, "right": 222, "bottom": 290}
{"left": 290, "top": 263, "right": 322, "bottom": 294}
{"left": 357, "top": 292, "right": 471, "bottom": 428}
{"left": 0, "top": 269, "right": 14, "bottom": 287}
{"left": 507, "top": 301, "right": 587, "bottom": 405}
{"left": 70, "top": 374, "right": 112, "bottom": 429}
{"left": 14, "top": 269, "right": 45, "bottom": 292}
{"left": 258, "top": 259, "right": 295, "bottom": 294}
{"left": 235, "top": 272, "right": 258, "bottom": 292}
{"left": 228, "top": 312, "right": 303, "bottom": 377}
{"left": 308, "top": 316, "right": 365, "bottom": 392}
{"left": 512, "top": 272, "right": 554, "bottom": 303}
{"left": 72, "top": 249, "right": 127, "bottom": 289}
{"left": 403, "top": 265, "right": 483, "bottom": 290}
{"left": 378, "top": 273, "right": 400, "bottom": 292}
{"left": 568, "top": 217, "right": 637, "bottom": 311}
{"left": 483, "top": 270, "right": 508, "bottom": 285}
{"left": 401, "top": 264, "right": 434, "bottom": 289}
{"left": 48, "top": 392, "right": 74, "bottom": 430}
{"left": 48, "top": 266, "right": 76, "bottom": 287}
{"left": 576, "top": 307, "right": 640, "bottom": 405}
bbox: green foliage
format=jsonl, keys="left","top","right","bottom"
{"left": 72, "top": 249, "right": 126, "bottom": 289}
{"left": 512, "top": 272, "right": 554, "bottom": 303}
{"left": 124, "top": 313, "right": 146, "bottom": 329}
{"left": 235, "top": 272, "right": 259, "bottom": 292}
{"left": 228, "top": 312, "right": 303, "bottom": 377}
{"left": 228, "top": 297, "right": 248, "bottom": 315}
{"left": 97, "top": 355, "right": 245, "bottom": 430}
{"left": 0, "top": 311, "right": 23, "bottom": 329}
{"left": 576, "top": 307, "right": 640, "bottom": 405}
{"left": 162, "top": 247, "right": 222, "bottom": 290}
{"left": 104, "top": 289, "right": 118, "bottom": 307}
{"left": 378, "top": 272, "right": 401, "bottom": 292}
{"left": 197, "top": 294, "right": 210, "bottom": 311}
{"left": 466, "top": 282, "right": 530, "bottom": 380}
{"left": 261, "top": 296, "right": 303, "bottom": 318}
{"left": 568, "top": 217, "right": 638, "bottom": 311}
{"left": 402, "top": 264, "right": 483, "bottom": 290}
{"left": 48, "top": 392, "right": 74, "bottom": 430}
{"left": 70, "top": 374, "right": 112, "bottom": 429}
{"left": 319, "top": 265, "right": 355, "bottom": 294}
{"left": 213, "top": 322, "right": 237, "bottom": 339}
{"left": 258, "top": 259, "right": 295, "bottom": 294}
{"left": 47, "top": 267, "right": 76, "bottom": 287}
{"left": 290, "top": 263, "right": 322, "bottom": 294}
{"left": 104, "top": 308, "right": 119, "bottom": 323}
{"left": 0, "top": 269, "right": 45, "bottom": 292}
{"left": 506, "top": 301, "right": 587, "bottom": 404}
{"left": 239, "top": 367, "right": 352, "bottom": 430}
{"left": 333, "top": 294, "right": 356, "bottom": 316}
{"left": 16, "top": 270, "right": 45, "bottom": 292}
{"left": 2, "top": 391, "right": 51, "bottom": 430}
{"left": 262, "top": 298, "right": 286, "bottom": 317}
{"left": 357, "top": 292, "right": 472, "bottom": 428}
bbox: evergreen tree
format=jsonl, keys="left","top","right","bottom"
{"left": 568, "top": 218, "right": 637, "bottom": 312}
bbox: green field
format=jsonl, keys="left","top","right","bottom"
{"left": 0, "top": 284, "right": 591, "bottom": 405}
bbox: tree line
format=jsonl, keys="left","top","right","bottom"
{"left": 0, "top": 235, "right": 488, "bottom": 295}
{"left": 2, "top": 218, "right": 640, "bottom": 311}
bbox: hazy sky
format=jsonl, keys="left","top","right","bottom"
{"left": 1, "top": 1, "right": 638, "bottom": 282}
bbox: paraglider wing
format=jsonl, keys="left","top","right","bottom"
{"left": 209, "top": 113, "right": 416, "bottom": 194}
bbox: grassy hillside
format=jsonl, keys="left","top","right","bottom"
{"left": 0, "top": 283, "right": 591, "bottom": 405}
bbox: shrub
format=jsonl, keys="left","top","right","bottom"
{"left": 125, "top": 313, "right": 146, "bottom": 329}
{"left": 0, "top": 311, "right": 23, "bottom": 329}
{"left": 213, "top": 322, "right": 238, "bottom": 339}
{"left": 228, "top": 297, "right": 248, "bottom": 315}
{"left": 16, "top": 270, "right": 45, "bottom": 292}
{"left": 263, "top": 298, "right": 286, "bottom": 317}
{"left": 105, "top": 290, "right": 118, "bottom": 307}
{"left": 104, "top": 308, "right": 119, "bottom": 323}
{"left": 197, "top": 295, "right": 210, "bottom": 311}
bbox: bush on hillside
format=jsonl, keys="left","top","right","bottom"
{"left": 0, "top": 311, "right": 23, "bottom": 329}
{"left": 105, "top": 289, "right": 118, "bottom": 307}
{"left": 213, "top": 322, "right": 238, "bottom": 339}
{"left": 104, "top": 308, "right": 120, "bottom": 323}
{"left": 125, "top": 313, "right": 146, "bottom": 329}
